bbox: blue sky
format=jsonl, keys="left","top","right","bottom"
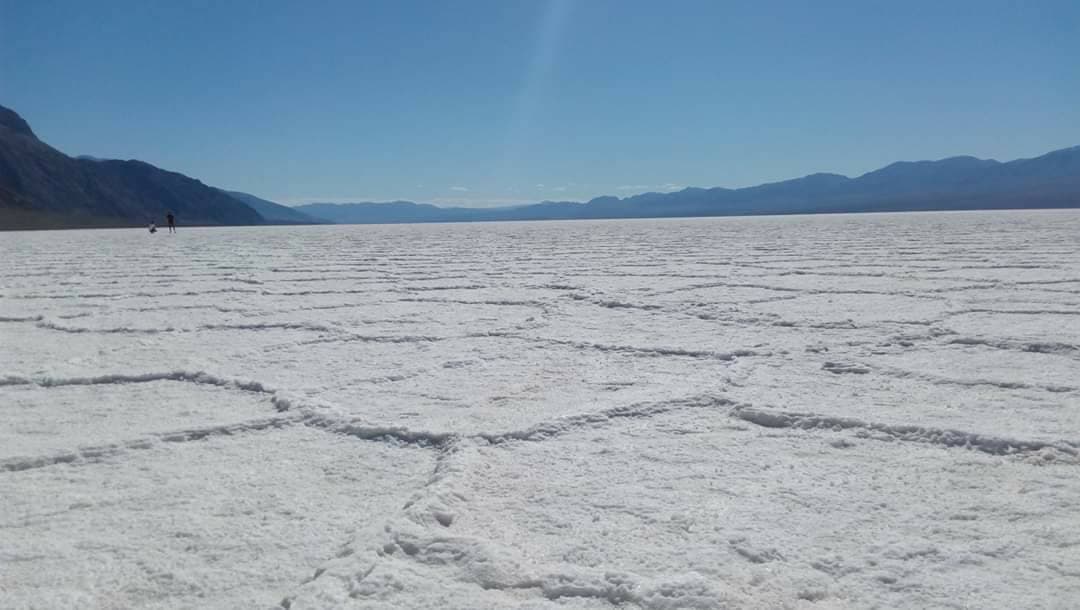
{"left": 2, "top": 0, "right": 1078, "bottom": 206}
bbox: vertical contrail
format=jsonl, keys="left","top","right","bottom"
{"left": 499, "top": 0, "right": 575, "bottom": 184}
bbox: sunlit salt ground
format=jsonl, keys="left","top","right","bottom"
{"left": 1, "top": 211, "right": 1078, "bottom": 609}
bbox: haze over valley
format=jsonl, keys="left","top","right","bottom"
{"left": 2, "top": 104, "right": 1078, "bottom": 230}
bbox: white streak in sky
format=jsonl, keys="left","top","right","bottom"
{"left": 500, "top": 0, "right": 575, "bottom": 178}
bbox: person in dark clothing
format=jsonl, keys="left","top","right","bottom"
{"left": 166, "top": 212, "right": 176, "bottom": 233}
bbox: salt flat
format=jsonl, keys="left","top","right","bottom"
{"left": 1, "top": 211, "right": 1078, "bottom": 609}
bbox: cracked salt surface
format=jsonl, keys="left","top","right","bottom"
{"left": 2, "top": 210, "right": 1079, "bottom": 609}
{"left": 0, "top": 427, "right": 432, "bottom": 609}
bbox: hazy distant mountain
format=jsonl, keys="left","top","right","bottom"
{"left": 298, "top": 146, "right": 1080, "bottom": 225}
{"left": 295, "top": 201, "right": 457, "bottom": 224}
{"left": 293, "top": 200, "right": 584, "bottom": 224}
{"left": 3, "top": 101, "right": 1078, "bottom": 230}
{"left": 0, "top": 105, "right": 264, "bottom": 229}
{"left": 224, "top": 191, "right": 324, "bottom": 224}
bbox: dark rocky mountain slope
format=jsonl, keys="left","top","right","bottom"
{"left": 0, "top": 105, "right": 264, "bottom": 229}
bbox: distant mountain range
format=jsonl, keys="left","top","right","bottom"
{"left": 2, "top": 102, "right": 1077, "bottom": 230}
{"left": 222, "top": 190, "right": 325, "bottom": 225}
{"left": 296, "top": 147, "right": 1080, "bottom": 224}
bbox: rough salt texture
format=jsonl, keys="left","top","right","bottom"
{"left": 1, "top": 210, "right": 1078, "bottom": 609}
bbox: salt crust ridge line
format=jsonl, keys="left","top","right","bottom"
{"left": 876, "top": 364, "right": 1078, "bottom": 393}
{"left": 0, "top": 372, "right": 727, "bottom": 473}
{"left": 8, "top": 316, "right": 446, "bottom": 343}
{"left": 820, "top": 360, "right": 1079, "bottom": 393}
{"left": 0, "top": 314, "right": 44, "bottom": 322}
{"left": 947, "top": 336, "right": 1078, "bottom": 356}
{"left": 732, "top": 406, "right": 1079, "bottom": 460}
{"left": 12, "top": 314, "right": 758, "bottom": 359}
{"left": 0, "top": 392, "right": 728, "bottom": 474}
{"left": 468, "top": 331, "right": 764, "bottom": 361}
{"left": 7, "top": 287, "right": 261, "bottom": 300}
{"left": 0, "top": 370, "right": 277, "bottom": 395}
{"left": 478, "top": 395, "right": 733, "bottom": 443}
{"left": 6, "top": 398, "right": 1072, "bottom": 475}
{"left": 31, "top": 319, "right": 338, "bottom": 335}
{"left": 5, "top": 369, "right": 1076, "bottom": 471}
{"left": 0, "top": 370, "right": 306, "bottom": 472}
{"left": 0, "top": 415, "right": 303, "bottom": 472}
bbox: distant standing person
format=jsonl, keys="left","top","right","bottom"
{"left": 166, "top": 212, "right": 176, "bottom": 233}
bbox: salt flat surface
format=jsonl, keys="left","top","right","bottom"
{"left": 1, "top": 211, "right": 1078, "bottom": 609}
